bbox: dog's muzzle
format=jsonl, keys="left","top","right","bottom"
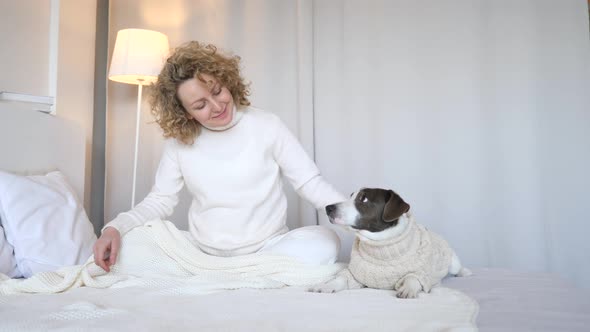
{"left": 325, "top": 204, "right": 336, "bottom": 217}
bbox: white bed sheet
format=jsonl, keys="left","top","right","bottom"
{"left": 443, "top": 268, "right": 590, "bottom": 331}
{"left": 0, "top": 268, "right": 587, "bottom": 332}
{"left": 0, "top": 282, "right": 476, "bottom": 332}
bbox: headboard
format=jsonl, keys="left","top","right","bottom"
{"left": 0, "top": 104, "right": 86, "bottom": 201}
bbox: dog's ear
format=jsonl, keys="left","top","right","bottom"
{"left": 382, "top": 190, "right": 410, "bottom": 222}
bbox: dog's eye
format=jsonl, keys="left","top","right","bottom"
{"left": 357, "top": 193, "right": 368, "bottom": 203}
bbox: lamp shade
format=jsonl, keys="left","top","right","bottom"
{"left": 108, "top": 29, "right": 170, "bottom": 85}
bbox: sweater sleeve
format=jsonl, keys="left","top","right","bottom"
{"left": 102, "top": 140, "right": 184, "bottom": 236}
{"left": 297, "top": 175, "right": 346, "bottom": 210}
{"left": 271, "top": 114, "right": 345, "bottom": 209}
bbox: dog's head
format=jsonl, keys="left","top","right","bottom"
{"left": 326, "top": 188, "right": 410, "bottom": 233}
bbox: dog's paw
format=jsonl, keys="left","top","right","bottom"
{"left": 308, "top": 283, "right": 340, "bottom": 293}
{"left": 308, "top": 277, "right": 348, "bottom": 293}
{"left": 395, "top": 277, "right": 422, "bottom": 299}
{"left": 456, "top": 267, "right": 472, "bottom": 277}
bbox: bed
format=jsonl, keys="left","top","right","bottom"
{"left": 1, "top": 216, "right": 589, "bottom": 332}
{"left": 1, "top": 111, "right": 589, "bottom": 332}
{"left": 0, "top": 267, "right": 588, "bottom": 331}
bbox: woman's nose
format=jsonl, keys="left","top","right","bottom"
{"left": 210, "top": 98, "right": 222, "bottom": 112}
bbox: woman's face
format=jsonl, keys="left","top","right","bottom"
{"left": 176, "top": 74, "right": 234, "bottom": 128}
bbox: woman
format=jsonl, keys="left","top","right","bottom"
{"left": 94, "top": 41, "right": 345, "bottom": 272}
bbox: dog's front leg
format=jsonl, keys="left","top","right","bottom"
{"left": 394, "top": 274, "right": 423, "bottom": 299}
{"left": 309, "top": 268, "right": 365, "bottom": 293}
{"left": 309, "top": 275, "right": 348, "bottom": 293}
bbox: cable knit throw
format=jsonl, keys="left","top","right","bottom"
{"left": 348, "top": 214, "right": 453, "bottom": 291}
{"left": 0, "top": 219, "right": 346, "bottom": 295}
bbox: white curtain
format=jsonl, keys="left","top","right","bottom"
{"left": 313, "top": 0, "right": 590, "bottom": 288}
{"left": 106, "top": 0, "right": 590, "bottom": 288}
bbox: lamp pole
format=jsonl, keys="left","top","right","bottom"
{"left": 131, "top": 79, "right": 144, "bottom": 208}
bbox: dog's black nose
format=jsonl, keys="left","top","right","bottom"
{"left": 325, "top": 205, "right": 336, "bottom": 215}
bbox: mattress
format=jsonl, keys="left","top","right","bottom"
{"left": 445, "top": 268, "right": 590, "bottom": 331}
{"left": 0, "top": 268, "right": 588, "bottom": 331}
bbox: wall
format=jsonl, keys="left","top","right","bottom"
{"left": 56, "top": 0, "right": 98, "bottom": 208}
{"left": 0, "top": 0, "right": 51, "bottom": 97}
{"left": 0, "top": 0, "right": 97, "bottom": 208}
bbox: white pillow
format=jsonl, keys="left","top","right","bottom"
{"left": 0, "top": 225, "right": 19, "bottom": 278}
{"left": 0, "top": 170, "right": 97, "bottom": 278}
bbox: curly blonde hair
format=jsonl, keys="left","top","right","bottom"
{"left": 150, "top": 41, "right": 250, "bottom": 145}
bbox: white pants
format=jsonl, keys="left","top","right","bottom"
{"left": 258, "top": 226, "right": 341, "bottom": 265}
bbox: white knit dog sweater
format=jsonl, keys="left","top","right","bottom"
{"left": 347, "top": 215, "right": 453, "bottom": 292}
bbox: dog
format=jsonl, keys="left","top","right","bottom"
{"left": 310, "top": 188, "right": 471, "bottom": 298}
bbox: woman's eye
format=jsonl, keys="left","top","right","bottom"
{"left": 213, "top": 87, "right": 222, "bottom": 95}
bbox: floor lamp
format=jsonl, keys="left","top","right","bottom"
{"left": 108, "top": 29, "right": 170, "bottom": 209}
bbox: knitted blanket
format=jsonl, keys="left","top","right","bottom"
{"left": 0, "top": 219, "right": 346, "bottom": 295}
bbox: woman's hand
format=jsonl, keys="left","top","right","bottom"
{"left": 93, "top": 227, "right": 121, "bottom": 272}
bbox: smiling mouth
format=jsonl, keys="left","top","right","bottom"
{"left": 212, "top": 106, "right": 227, "bottom": 119}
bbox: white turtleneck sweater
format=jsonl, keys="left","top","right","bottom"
{"left": 104, "top": 107, "right": 345, "bottom": 257}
